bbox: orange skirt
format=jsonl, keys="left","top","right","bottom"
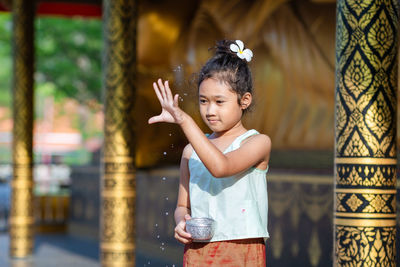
{"left": 183, "top": 238, "right": 266, "bottom": 267}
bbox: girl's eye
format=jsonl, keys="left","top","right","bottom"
{"left": 199, "top": 99, "right": 207, "bottom": 104}
{"left": 216, "top": 100, "right": 224, "bottom": 104}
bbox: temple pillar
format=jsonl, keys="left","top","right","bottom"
{"left": 9, "top": 0, "right": 35, "bottom": 258}
{"left": 101, "top": 0, "right": 137, "bottom": 266}
{"left": 334, "top": 1, "right": 398, "bottom": 265}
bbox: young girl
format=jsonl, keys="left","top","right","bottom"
{"left": 149, "top": 40, "right": 271, "bottom": 266}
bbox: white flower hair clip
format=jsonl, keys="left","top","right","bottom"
{"left": 229, "top": 40, "right": 253, "bottom": 62}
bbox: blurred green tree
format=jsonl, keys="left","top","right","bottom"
{"left": 0, "top": 13, "right": 103, "bottom": 106}
{"left": 0, "top": 13, "right": 12, "bottom": 106}
{"left": 35, "top": 16, "right": 103, "bottom": 104}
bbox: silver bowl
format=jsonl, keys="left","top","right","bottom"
{"left": 186, "top": 217, "right": 215, "bottom": 241}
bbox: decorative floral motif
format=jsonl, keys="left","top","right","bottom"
{"left": 229, "top": 40, "right": 253, "bottom": 62}
{"left": 346, "top": 194, "right": 363, "bottom": 212}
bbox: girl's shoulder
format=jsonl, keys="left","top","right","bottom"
{"left": 182, "top": 143, "right": 194, "bottom": 159}
{"left": 241, "top": 130, "right": 271, "bottom": 148}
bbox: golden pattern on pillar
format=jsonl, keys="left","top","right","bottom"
{"left": 334, "top": 0, "right": 398, "bottom": 265}
{"left": 9, "top": 0, "right": 35, "bottom": 258}
{"left": 101, "top": 0, "right": 137, "bottom": 266}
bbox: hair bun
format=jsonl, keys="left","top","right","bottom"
{"left": 214, "top": 40, "right": 235, "bottom": 56}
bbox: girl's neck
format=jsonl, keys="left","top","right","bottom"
{"left": 210, "top": 121, "right": 247, "bottom": 139}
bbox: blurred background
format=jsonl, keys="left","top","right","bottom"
{"left": 0, "top": 0, "right": 396, "bottom": 266}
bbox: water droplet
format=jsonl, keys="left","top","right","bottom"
{"left": 165, "top": 212, "right": 169, "bottom": 216}
{"left": 169, "top": 133, "right": 172, "bottom": 136}
{"left": 170, "top": 144, "right": 174, "bottom": 148}
{"left": 155, "top": 224, "right": 158, "bottom": 227}
{"left": 157, "top": 235, "right": 160, "bottom": 239}
{"left": 165, "top": 197, "right": 169, "bottom": 201}
{"left": 148, "top": 261, "right": 151, "bottom": 264}
{"left": 161, "top": 242, "right": 165, "bottom": 246}
{"left": 162, "top": 177, "right": 166, "bottom": 181}
{"left": 183, "top": 93, "right": 188, "bottom": 96}
{"left": 163, "top": 151, "right": 167, "bottom": 155}
{"left": 161, "top": 247, "right": 165, "bottom": 251}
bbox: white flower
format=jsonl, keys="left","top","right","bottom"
{"left": 229, "top": 40, "right": 253, "bottom": 62}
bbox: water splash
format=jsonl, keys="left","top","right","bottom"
{"left": 173, "top": 64, "right": 184, "bottom": 87}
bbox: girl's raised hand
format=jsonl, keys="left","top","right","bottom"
{"left": 148, "top": 78, "right": 184, "bottom": 125}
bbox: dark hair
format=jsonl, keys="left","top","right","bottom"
{"left": 197, "top": 40, "right": 253, "bottom": 111}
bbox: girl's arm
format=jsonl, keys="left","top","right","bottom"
{"left": 149, "top": 79, "right": 271, "bottom": 178}
{"left": 173, "top": 144, "right": 192, "bottom": 244}
{"left": 179, "top": 113, "right": 271, "bottom": 177}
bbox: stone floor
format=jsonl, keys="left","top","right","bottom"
{"left": 0, "top": 233, "right": 177, "bottom": 267}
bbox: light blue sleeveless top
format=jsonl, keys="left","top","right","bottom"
{"left": 188, "top": 129, "right": 269, "bottom": 242}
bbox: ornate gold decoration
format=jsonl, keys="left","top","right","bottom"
{"left": 335, "top": 226, "right": 396, "bottom": 266}
{"left": 336, "top": 165, "right": 396, "bottom": 187}
{"left": 346, "top": 194, "right": 362, "bottom": 212}
{"left": 9, "top": 0, "right": 35, "bottom": 258}
{"left": 334, "top": 0, "right": 398, "bottom": 265}
{"left": 101, "top": 0, "right": 137, "bottom": 266}
{"left": 364, "top": 194, "right": 391, "bottom": 213}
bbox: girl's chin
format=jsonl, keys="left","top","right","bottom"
{"left": 207, "top": 124, "right": 228, "bottom": 133}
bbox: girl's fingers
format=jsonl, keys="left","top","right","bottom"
{"left": 174, "top": 233, "right": 190, "bottom": 244}
{"left": 174, "top": 231, "right": 192, "bottom": 244}
{"left": 173, "top": 94, "right": 179, "bottom": 107}
{"left": 152, "top": 82, "right": 163, "bottom": 103}
{"left": 158, "top": 78, "right": 167, "bottom": 100}
{"left": 165, "top": 80, "right": 173, "bottom": 102}
{"left": 148, "top": 115, "right": 162, "bottom": 124}
{"left": 176, "top": 228, "right": 191, "bottom": 239}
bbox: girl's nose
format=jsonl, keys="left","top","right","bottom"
{"left": 207, "top": 103, "right": 216, "bottom": 115}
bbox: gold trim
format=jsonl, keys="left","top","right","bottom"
{"left": 335, "top": 188, "right": 396, "bottom": 194}
{"left": 12, "top": 157, "right": 33, "bottom": 164}
{"left": 101, "top": 242, "right": 136, "bottom": 250}
{"left": 100, "top": 261, "right": 135, "bottom": 267}
{"left": 9, "top": 217, "right": 35, "bottom": 224}
{"left": 103, "top": 156, "right": 135, "bottom": 163}
{"left": 102, "top": 190, "right": 136, "bottom": 197}
{"left": 11, "top": 180, "right": 33, "bottom": 187}
{"left": 334, "top": 218, "right": 396, "bottom": 227}
{"left": 335, "top": 157, "right": 396, "bottom": 165}
{"left": 104, "top": 173, "right": 136, "bottom": 179}
{"left": 334, "top": 212, "right": 396, "bottom": 218}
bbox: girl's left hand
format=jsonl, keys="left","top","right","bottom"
{"left": 148, "top": 78, "right": 184, "bottom": 125}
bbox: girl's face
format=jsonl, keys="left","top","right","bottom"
{"left": 198, "top": 78, "right": 246, "bottom": 133}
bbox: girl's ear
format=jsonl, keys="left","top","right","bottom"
{"left": 240, "top": 92, "right": 252, "bottom": 110}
